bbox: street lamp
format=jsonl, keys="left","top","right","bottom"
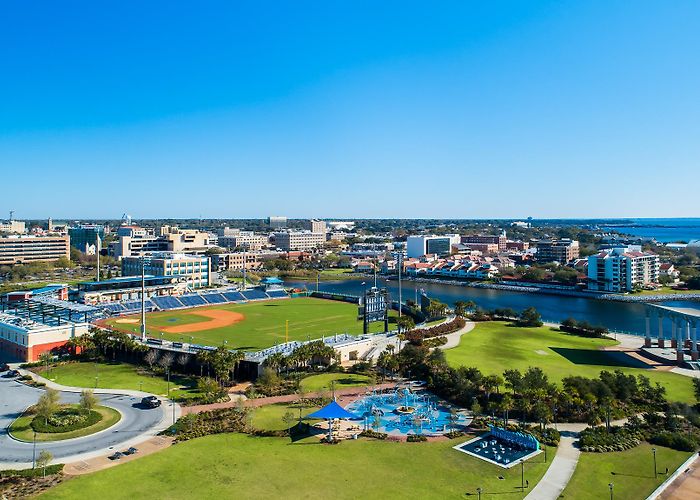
{"left": 608, "top": 482, "right": 614, "bottom": 500}
{"left": 476, "top": 487, "right": 482, "bottom": 500}
{"left": 32, "top": 430, "right": 37, "bottom": 469}
{"left": 520, "top": 459, "right": 525, "bottom": 491}
{"left": 652, "top": 447, "right": 657, "bottom": 479}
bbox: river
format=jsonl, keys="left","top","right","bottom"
{"left": 285, "top": 279, "right": 700, "bottom": 336}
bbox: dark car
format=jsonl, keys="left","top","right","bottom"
{"left": 141, "top": 396, "right": 161, "bottom": 408}
{"left": 5, "top": 369, "right": 20, "bottom": 378}
{"left": 1, "top": 363, "right": 10, "bottom": 372}
{"left": 108, "top": 452, "right": 123, "bottom": 461}
{"left": 122, "top": 447, "right": 138, "bottom": 455}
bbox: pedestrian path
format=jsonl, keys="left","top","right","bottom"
{"left": 525, "top": 432, "right": 579, "bottom": 500}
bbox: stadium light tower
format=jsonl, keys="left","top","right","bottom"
{"left": 140, "top": 256, "right": 147, "bottom": 341}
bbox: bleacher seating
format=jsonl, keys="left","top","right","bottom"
{"left": 241, "top": 290, "right": 268, "bottom": 301}
{"left": 202, "top": 293, "right": 227, "bottom": 304}
{"left": 103, "top": 303, "right": 125, "bottom": 313}
{"left": 179, "top": 294, "right": 208, "bottom": 307}
{"left": 122, "top": 300, "right": 155, "bottom": 312}
{"left": 151, "top": 296, "right": 184, "bottom": 310}
{"left": 266, "top": 290, "right": 289, "bottom": 299}
{"left": 223, "top": 292, "right": 245, "bottom": 302}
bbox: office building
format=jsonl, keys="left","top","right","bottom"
{"left": 68, "top": 224, "right": 105, "bottom": 253}
{"left": 121, "top": 253, "right": 211, "bottom": 288}
{"left": 461, "top": 233, "right": 507, "bottom": 251}
{"left": 0, "top": 235, "right": 70, "bottom": 265}
{"left": 111, "top": 226, "right": 211, "bottom": 258}
{"left": 211, "top": 252, "right": 261, "bottom": 272}
{"left": 218, "top": 231, "right": 268, "bottom": 251}
{"left": 0, "top": 220, "right": 26, "bottom": 234}
{"left": 535, "top": 239, "right": 580, "bottom": 263}
{"left": 406, "top": 235, "right": 460, "bottom": 258}
{"left": 274, "top": 231, "right": 326, "bottom": 251}
{"left": 304, "top": 219, "right": 327, "bottom": 233}
{"left": 588, "top": 246, "right": 660, "bottom": 292}
{"left": 267, "top": 216, "right": 287, "bottom": 229}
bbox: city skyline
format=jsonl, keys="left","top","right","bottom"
{"left": 2, "top": 1, "right": 700, "bottom": 219}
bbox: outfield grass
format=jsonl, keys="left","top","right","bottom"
{"left": 562, "top": 443, "right": 691, "bottom": 499}
{"left": 251, "top": 403, "right": 321, "bottom": 431}
{"left": 39, "top": 362, "right": 201, "bottom": 401}
{"left": 299, "top": 373, "right": 372, "bottom": 393}
{"left": 9, "top": 405, "right": 121, "bottom": 442}
{"left": 42, "top": 433, "right": 552, "bottom": 499}
{"left": 105, "top": 297, "right": 393, "bottom": 350}
{"left": 444, "top": 322, "right": 696, "bottom": 403}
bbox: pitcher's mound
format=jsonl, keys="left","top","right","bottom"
{"left": 162, "top": 309, "right": 245, "bottom": 334}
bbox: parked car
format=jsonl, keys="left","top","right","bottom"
{"left": 141, "top": 396, "right": 161, "bottom": 408}
{"left": 1, "top": 363, "right": 10, "bottom": 372}
{"left": 108, "top": 452, "right": 123, "bottom": 461}
{"left": 122, "top": 447, "right": 138, "bottom": 455}
{"left": 5, "top": 369, "right": 20, "bottom": 378}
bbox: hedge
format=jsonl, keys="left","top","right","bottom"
{"left": 31, "top": 409, "right": 101, "bottom": 434}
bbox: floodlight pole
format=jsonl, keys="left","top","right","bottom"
{"left": 96, "top": 234, "right": 101, "bottom": 282}
{"left": 140, "top": 256, "right": 146, "bottom": 341}
{"left": 396, "top": 248, "right": 402, "bottom": 320}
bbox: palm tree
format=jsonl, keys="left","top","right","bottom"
{"left": 501, "top": 394, "right": 514, "bottom": 426}
{"left": 454, "top": 301, "right": 467, "bottom": 317}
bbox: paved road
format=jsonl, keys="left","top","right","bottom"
{"left": 0, "top": 374, "right": 169, "bottom": 468}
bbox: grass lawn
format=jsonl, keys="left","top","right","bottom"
{"left": 634, "top": 287, "right": 700, "bottom": 296}
{"left": 9, "top": 405, "right": 121, "bottom": 442}
{"left": 562, "top": 443, "right": 692, "bottom": 499}
{"left": 444, "top": 322, "right": 696, "bottom": 403}
{"left": 251, "top": 402, "right": 322, "bottom": 431}
{"left": 42, "top": 433, "right": 552, "bottom": 499}
{"left": 39, "top": 362, "right": 201, "bottom": 401}
{"left": 104, "top": 297, "right": 394, "bottom": 350}
{"left": 299, "top": 373, "right": 372, "bottom": 393}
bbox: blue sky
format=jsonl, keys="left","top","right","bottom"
{"left": 1, "top": 1, "right": 699, "bottom": 219}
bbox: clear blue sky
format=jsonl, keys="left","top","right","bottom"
{"left": 2, "top": 1, "right": 699, "bottom": 219}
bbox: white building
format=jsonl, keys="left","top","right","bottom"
{"left": 267, "top": 216, "right": 287, "bottom": 229}
{"left": 304, "top": 219, "right": 327, "bottom": 234}
{"left": 121, "top": 252, "right": 211, "bottom": 288}
{"left": 0, "top": 220, "right": 27, "bottom": 234}
{"left": 587, "top": 246, "right": 660, "bottom": 292}
{"left": 274, "top": 231, "right": 326, "bottom": 251}
{"left": 406, "top": 235, "right": 460, "bottom": 258}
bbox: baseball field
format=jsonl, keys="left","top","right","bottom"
{"left": 102, "top": 297, "right": 394, "bottom": 350}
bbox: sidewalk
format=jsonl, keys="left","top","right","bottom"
{"left": 525, "top": 433, "right": 580, "bottom": 500}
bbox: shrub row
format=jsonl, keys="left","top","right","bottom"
{"left": 167, "top": 408, "right": 249, "bottom": 442}
{"left": 406, "top": 317, "right": 466, "bottom": 344}
{"left": 407, "top": 434, "right": 428, "bottom": 442}
{"left": 0, "top": 464, "right": 64, "bottom": 478}
{"left": 649, "top": 431, "right": 698, "bottom": 452}
{"left": 579, "top": 426, "right": 642, "bottom": 453}
{"left": 422, "top": 336, "right": 448, "bottom": 348}
{"left": 359, "top": 429, "right": 388, "bottom": 440}
{"left": 31, "top": 409, "right": 101, "bottom": 434}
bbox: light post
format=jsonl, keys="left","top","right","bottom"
{"left": 476, "top": 487, "right": 482, "bottom": 500}
{"left": 139, "top": 380, "right": 143, "bottom": 393}
{"left": 608, "top": 482, "right": 614, "bottom": 500}
{"left": 167, "top": 367, "right": 171, "bottom": 398}
{"left": 652, "top": 447, "right": 657, "bottom": 479}
{"left": 520, "top": 459, "right": 525, "bottom": 491}
{"left": 32, "top": 430, "right": 37, "bottom": 469}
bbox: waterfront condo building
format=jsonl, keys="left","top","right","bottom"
{"left": 406, "top": 235, "right": 461, "bottom": 258}
{"left": 121, "top": 252, "right": 211, "bottom": 288}
{"left": 274, "top": 231, "right": 326, "bottom": 251}
{"left": 0, "top": 235, "right": 70, "bottom": 265}
{"left": 587, "top": 246, "right": 660, "bottom": 292}
{"left": 535, "top": 239, "right": 580, "bottom": 263}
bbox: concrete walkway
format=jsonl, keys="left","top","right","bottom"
{"left": 525, "top": 432, "right": 579, "bottom": 500}
{"left": 440, "top": 320, "right": 475, "bottom": 350}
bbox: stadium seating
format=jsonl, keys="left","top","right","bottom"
{"left": 179, "top": 294, "right": 208, "bottom": 307}
{"left": 265, "top": 290, "right": 289, "bottom": 299}
{"left": 151, "top": 296, "right": 184, "bottom": 310}
{"left": 241, "top": 290, "right": 268, "bottom": 301}
{"left": 122, "top": 300, "right": 155, "bottom": 312}
{"left": 223, "top": 292, "right": 245, "bottom": 302}
{"left": 202, "top": 293, "right": 227, "bottom": 304}
{"left": 102, "top": 303, "right": 125, "bottom": 313}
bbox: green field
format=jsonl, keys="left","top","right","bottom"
{"left": 562, "top": 443, "right": 691, "bottom": 499}
{"left": 251, "top": 403, "right": 322, "bottom": 431}
{"left": 105, "top": 297, "right": 393, "bottom": 350}
{"left": 444, "top": 322, "right": 696, "bottom": 403}
{"left": 299, "top": 373, "right": 373, "bottom": 393}
{"left": 9, "top": 405, "right": 121, "bottom": 442}
{"left": 40, "top": 362, "right": 201, "bottom": 401}
{"left": 41, "top": 433, "right": 551, "bottom": 499}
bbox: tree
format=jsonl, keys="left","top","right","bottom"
{"left": 144, "top": 350, "right": 158, "bottom": 370}
{"left": 503, "top": 369, "right": 523, "bottom": 395}
{"left": 282, "top": 411, "right": 296, "bottom": 436}
{"left": 518, "top": 307, "right": 543, "bottom": 327}
{"left": 501, "top": 394, "right": 514, "bottom": 426}
{"left": 197, "top": 377, "right": 221, "bottom": 400}
{"left": 35, "top": 389, "right": 60, "bottom": 425}
{"left": 79, "top": 389, "right": 98, "bottom": 413}
{"left": 454, "top": 301, "right": 467, "bottom": 317}
{"left": 396, "top": 315, "right": 415, "bottom": 335}
{"left": 158, "top": 352, "right": 175, "bottom": 372}
{"left": 37, "top": 450, "right": 53, "bottom": 477}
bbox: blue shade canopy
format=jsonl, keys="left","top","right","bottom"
{"left": 306, "top": 400, "right": 360, "bottom": 420}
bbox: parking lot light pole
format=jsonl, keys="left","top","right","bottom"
{"left": 32, "top": 430, "right": 37, "bottom": 468}
{"left": 520, "top": 460, "right": 525, "bottom": 491}
{"left": 608, "top": 482, "right": 614, "bottom": 500}
{"left": 652, "top": 447, "right": 657, "bottom": 479}
{"left": 476, "top": 487, "right": 482, "bottom": 500}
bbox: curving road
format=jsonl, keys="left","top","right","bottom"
{"left": 0, "top": 374, "right": 170, "bottom": 468}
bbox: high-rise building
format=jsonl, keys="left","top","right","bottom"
{"left": 535, "top": 239, "right": 580, "bottom": 263}
{"left": 121, "top": 253, "right": 211, "bottom": 288}
{"left": 110, "top": 226, "right": 211, "bottom": 258}
{"left": 68, "top": 224, "right": 105, "bottom": 253}
{"left": 0, "top": 220, "right": 26, "bottom": 234}
{"left": 461, "top": 232, "right": 507, "bottom": 251}
{"left": 588, "top": 246, "right": 660, "bottom": 292}
{"left": 267, "top": 216, "right": 287, "bottom": 230}
{"left": 0, "top": 235, "right": 70, "bottom": 265}
{"left": 273, "top": 231, "right": 326, "bottom": 251}
{"left": 406, "top": 235, "right": 460, "bottom": 258}
{"left": 304, "top": 219, "right": 327, "bottom": 233}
